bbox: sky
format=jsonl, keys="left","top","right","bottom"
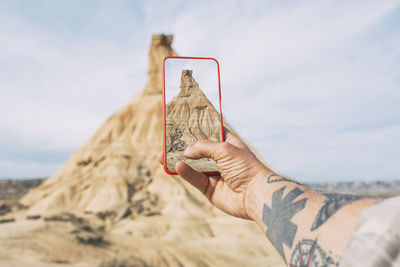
{"left": 164, "top": 58, "right": 220, "bottom": 107}
{"left": 0, "top": 0, "right": 399, "bottom": 182}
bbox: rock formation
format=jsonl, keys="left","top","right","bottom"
{"left": 166, "top": 69, "right": 221, "bottom": 172}
{"left": 9, "top": 34, "right": 284, "bottom": 267}
{"left": 20, "top": 34, "right": 179, "bottom": 214}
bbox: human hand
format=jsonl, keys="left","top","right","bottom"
{"left": 158, "top": 128, "right": 271, "bottom": 220}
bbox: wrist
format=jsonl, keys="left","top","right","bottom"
{"left": 244, "top": 168, "right": 273, "bottom": 221}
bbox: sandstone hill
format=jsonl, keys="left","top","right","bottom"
{"left": 0, "top": 34, "right": 285, "bottom": 267}
{"left": 165, "top": 69, "right": 221, "bottom": 172}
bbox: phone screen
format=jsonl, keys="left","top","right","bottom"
{"left": 163, "top": 57, "right": 223, "bottom": 174}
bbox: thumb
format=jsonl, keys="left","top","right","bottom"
{"left": 184, "top": 140, "right": 235, "bottom": 161}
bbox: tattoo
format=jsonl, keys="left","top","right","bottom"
{"left": 262, "top": 186, "right": 307, "bottom": 261}
{"left": 290, "top": 239, "right": 337, "bottom": 267}
{"left": 311, "top": 193, "right": 368, "bottom": 231}
{"left": 267, "top": 174, "right": 302, "bottom": 185}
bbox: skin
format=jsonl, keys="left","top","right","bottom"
{"left": 158, "top": 128, "right": 382, "bottom": 265}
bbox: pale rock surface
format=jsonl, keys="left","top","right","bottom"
{"left": 0, "top": 34, "right": 285, "bottom": 267}
{"left": 166, "top": 69, "right": 221, "bottom": 172}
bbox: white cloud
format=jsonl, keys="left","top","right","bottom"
{"left": 167, "top": 0, "right": 400, "bottom": 181}
{"left": 0, "top": 12, "right": 147, "bottom": 144}
{"left": 0, "top": 8, "right": 148, "bottom": 177}
{"left": 1, "top": 0, "right": 399, "bottom": 181}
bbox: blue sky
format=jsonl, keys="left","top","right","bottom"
{"left": 0, "top": 0, "right": 399, "bottom": 182}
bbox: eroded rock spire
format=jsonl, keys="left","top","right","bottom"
{"left": 165, "top": 69, "right": 221, "bottom": 172}
{"left": 144, "top": 34, "right": 177, "bottom": 94}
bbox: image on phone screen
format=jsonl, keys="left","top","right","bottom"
{"left": 163, "top": 57, "right": 223, "bottom": 174}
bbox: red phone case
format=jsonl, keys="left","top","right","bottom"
{"left": 162, "top": 56, "right": 224, "bottom": 175}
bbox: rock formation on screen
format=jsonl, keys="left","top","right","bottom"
{"left": 10, "top": 34, "right": 284, "bottom": 267}
{"left": 166, "top": 69, "right": 221, "bottom": 172}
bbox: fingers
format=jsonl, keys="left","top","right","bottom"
{"left": 222, "top": 126, "right": 231, "bottom": 139}
{"left": 223, "top": 127, "right": 239, "bottom": 145}
{"left": 184, "top": 140, "right": 230, "bottom": 160}
{"left": 158, "top": 126, "right": 248, "bottom": 166}
{"left": 157, "top": 152, "right": 212, "bottom": 198}
{"left": 175, "top": 161, "right": 210, "bottom": 195}
{"left": 157, "top": 151, "right": 210, "bottom": 195}
{"left": 204, "top": 176, "right": 220, "bottom": 200}
{"left": 223, "top": 126, "right": 249, "bottom": 151}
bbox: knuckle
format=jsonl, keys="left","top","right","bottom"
{"left": 191, "top": 140, "right": 205, "bottom": 150}
{"left": 191, "top": 140, "right": 202, "bottom": 147}
{"left": 220, "top": 142, "right": 233, "bottom": 151}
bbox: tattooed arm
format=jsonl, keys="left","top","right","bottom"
{"left": 247, "top": 175, "right": 380, "bottom": 265}
{"left": 158, "top": 129, "right": 381, "bottom": 266}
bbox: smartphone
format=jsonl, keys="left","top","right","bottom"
{"left": 162, "top": 56, "right": 224, "bottom": 175}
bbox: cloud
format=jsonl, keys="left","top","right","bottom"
{"left": 166, "top": 0, "right": 400, "bottom": 181}
{"left": 0, "top": 7, "right": 148, "bottom": 177}
{"left": 1, "top": 0, "right": 399, "bottom": 181}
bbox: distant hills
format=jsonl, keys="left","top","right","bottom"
{"left": 1, "top": 177, "right": 398, "bottom": 208}
{"left": 0, "top": 178, "right": 45, "bottom": 205}
{"left": 307, "top": 180, "right": 400, "bottom": 197}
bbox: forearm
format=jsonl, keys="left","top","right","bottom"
{"left": 245, "top": 172, "right": 382, "bottom": 265}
